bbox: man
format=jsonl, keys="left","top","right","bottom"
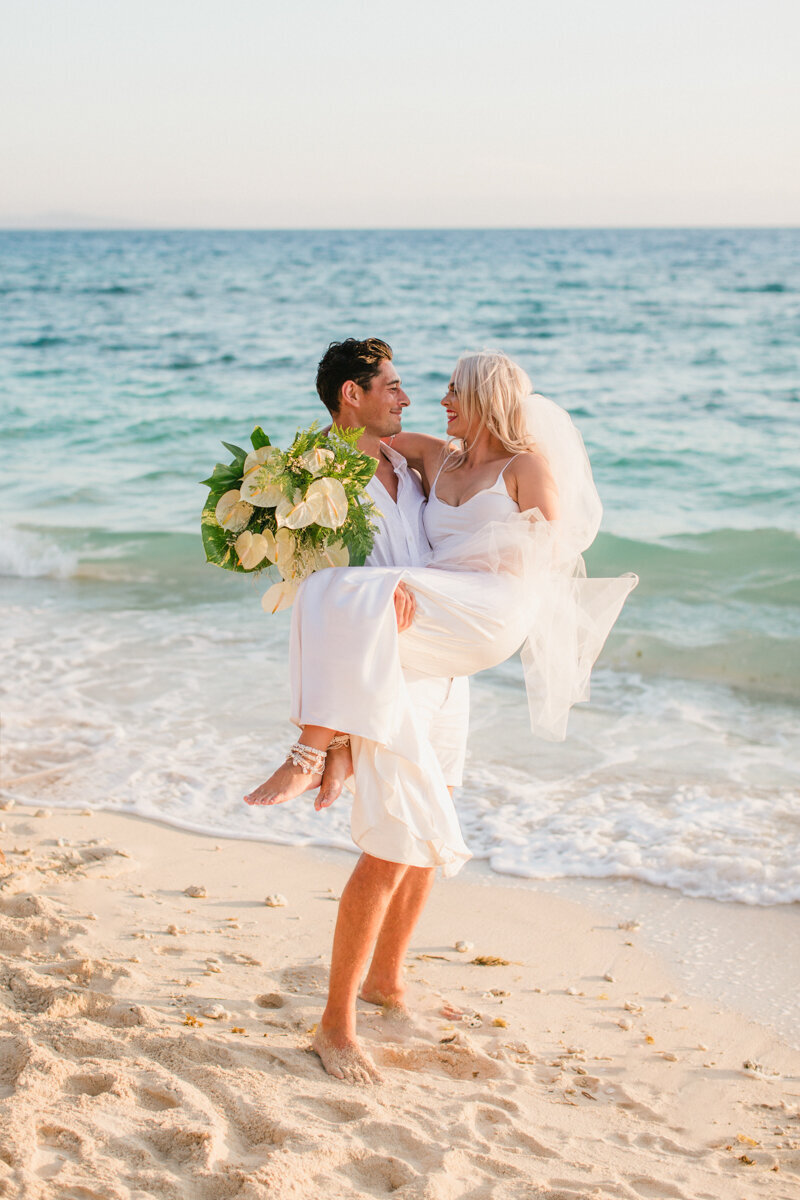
{"left": 311, "top": 337, "right": 469, "bottom": 1084}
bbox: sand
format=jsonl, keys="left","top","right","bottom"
{"left": 0, "top": 802, "right": 798, "bottom": 1200}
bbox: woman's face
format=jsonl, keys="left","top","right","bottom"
{"left": 441, "top": 376, "right": 472, "bottom": 441}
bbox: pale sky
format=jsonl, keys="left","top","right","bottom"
{"left": 1, "top": 0, "right": 798, "bottom": 227}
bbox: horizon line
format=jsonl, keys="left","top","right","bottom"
{"left": 1, "top": 223, "right": 799, "bottom": 233}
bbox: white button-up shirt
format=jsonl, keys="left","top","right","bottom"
{"left": 365, "top": 442, "right": 431, "bottom": 568}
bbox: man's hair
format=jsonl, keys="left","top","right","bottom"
{"left": 316, "top": 338, "right": 393, "bottom": 416}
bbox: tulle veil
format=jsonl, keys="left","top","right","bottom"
{"left": 427, "top": 393, "right": 638, "bottom": 740}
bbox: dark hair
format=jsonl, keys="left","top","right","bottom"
{"left": 316, "top": 338, "right": 393, "bottom": 415}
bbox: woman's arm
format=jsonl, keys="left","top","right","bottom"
{"left": 389, "top": 432, "right": 450, "bottom": 491}
{"left": 508, "top": 452, "right": 560, "bottom": 520}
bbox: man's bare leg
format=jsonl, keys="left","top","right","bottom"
{"left": 360, "top": 788, "right": 463, "bottom": 1023}
{"left": 359, "top": 865, "right": 434, "bottom": 1014}
{"left": 244, "top": 724, "right": 334, "bottom": 807}
{"left": 312, "top": 852, "right": 408, "bottom": 1084}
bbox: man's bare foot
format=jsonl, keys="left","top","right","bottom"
{"left": 316, "top": 742, "right": 353, "bottom": 810}
{"left": 359, "top": 986, "right": 456, "bottom": 1040}
{"left": 244, "top": 759, "right": 321, "bottom": 807}
{"left": 359, "top": 984, "right": 408, "bottom": 1014}
{"left": 358, "top": 985, "right": 421, "bottom": 1030}
{"left": 360, "top": 985, "right": 463, "bottom": 1030}
{"left": 312, "top": 1028, "right": 383, "bottom": 1084}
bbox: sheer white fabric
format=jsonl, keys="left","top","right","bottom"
{"left": 290, "top": 395, "right": 637, "bottom": 874}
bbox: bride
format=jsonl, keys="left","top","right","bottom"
{"left": 245, "top": 349, "right": 637, "bottom": 877}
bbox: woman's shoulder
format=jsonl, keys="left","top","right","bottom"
{"left": 506, "top": 449, "right": 559, "bottom": 519}
{"left": 508, "top": 446, "right": 553, "bottom": 476}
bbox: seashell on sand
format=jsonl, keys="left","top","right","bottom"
{"left": 202, "top": 1004, "right": 230, "bottom": 1020}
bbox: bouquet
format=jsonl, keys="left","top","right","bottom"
{"left": 201, "top": 423, "right": 379, "bottom": 612}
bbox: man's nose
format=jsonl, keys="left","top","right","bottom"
{"left": 399, "top": 389, "right": 410, "bottom": 406}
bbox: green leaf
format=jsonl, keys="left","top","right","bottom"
{"left": 250, "top": 426, "right": 271, "bottom": 450}
{"left": 200, "top": 494, "right": 248, "bottom": 573}
{"left": 199, "top": 462, "right": 243, "bottom": 492}
{"left": 221, "top": 441, "right": 248, "bottom": 466}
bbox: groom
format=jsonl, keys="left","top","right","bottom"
{"left": 310, "top": 337, "right": 469, "bottom": 1084}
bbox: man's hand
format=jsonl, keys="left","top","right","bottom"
{"left": 393, "top": 583, "right": 416, "bottom": 632}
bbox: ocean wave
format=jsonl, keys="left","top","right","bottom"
{"left": 0, "top": 529, "right": 78, "bottom": 579}
{"left": 588, "top": 527, "right": 800, "bottom": 602}
{"left": 3, "top": 582, "right": 798, "bottom": 907}
{"left": 731, "top": 282, "right": 790, "bottom": 293}
{"left": 78, "top": 284, "right": 139, "bottom": 295}
{"left": 16, "top": 335, "right": 71, "bottom": 349}
{"left": 604, "top": 632, "right": 800, "bottom": 699}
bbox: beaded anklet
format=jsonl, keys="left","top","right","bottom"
{"left": 287, "top": 742, "right": 327, "bottom": 775}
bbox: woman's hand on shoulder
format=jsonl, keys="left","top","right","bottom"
{"left": 509, "top": 452, "right": 560, "bottom": 520}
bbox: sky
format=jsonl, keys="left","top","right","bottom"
{"left": 1, "top": 0, "right": 798, "bottom": 228}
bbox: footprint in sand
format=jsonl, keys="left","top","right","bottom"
{"left": 280, "top": 964, "right": 329, "bottom": 995}
{"left": 378, "top": 1040, "right": 508, "bottom": 1082}
{"left": 66, "top": 1072, "right": 117, "bottom": 1097}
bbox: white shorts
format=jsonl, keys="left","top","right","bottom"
{"left": 403, "top": 669, "right": 469, "bottom": 788}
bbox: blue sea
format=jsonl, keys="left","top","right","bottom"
{"left": 1, "top": 229, "right": 798, "bottom": 904}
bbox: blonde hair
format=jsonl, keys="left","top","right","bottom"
{"left": 445, "top": 349, "right": 535, "bottom": 469}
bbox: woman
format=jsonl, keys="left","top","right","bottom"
{"left": 246, "top": 350, "right": 636, "bottom": 876}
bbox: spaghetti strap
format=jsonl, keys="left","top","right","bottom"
{"left": 431, "top": 449, "right": 457, "bottom": 491}
{"left": 498, "top": 454, "right": 521, "bottom": 479}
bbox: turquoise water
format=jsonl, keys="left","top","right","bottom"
{"left": 2, "top": 229, "right": 798, "bottom": 902}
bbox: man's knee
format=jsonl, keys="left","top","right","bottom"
{"left": 357, "top": 854, "right": 411, "bottom": 888}
{"left": 404, "top": 865, "right": 435, "bottom": 887}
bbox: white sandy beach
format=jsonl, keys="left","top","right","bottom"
{"left": 0, "top": 802, "right": 798, "bottom": 1200}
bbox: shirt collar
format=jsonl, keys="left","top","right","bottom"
{"left": 379, "top": 440, "right": 409, "bottom": 475}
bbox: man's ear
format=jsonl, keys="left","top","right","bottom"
{"left": 339, "top": 380, "right": 360, "bottom": 413}
{"left": 340, "top": 379, "right": 357, "bottom": 408}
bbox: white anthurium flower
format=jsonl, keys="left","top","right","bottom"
{"left": 240, "top": 446, "right": 285, "bottom": 507}
{"left": 235, "top": 529, "right": 277, "bottom": 570}
{"left": 275, "top": 487, "right": 324, "bottom": 530}
{"left": 306, "top": 476, "right": 348, "bottom": 529}
{"left": 275, "top": 527, "right": 298, "bottom": 578}
{"left": 215, "top": 489, "right": 254, "bottom": 533}
{"left": 261, "top": 579, "right": 300, "bottom": 614}
{"left": 297, "top": 447, "right": 335, "bottom": 476}
{"left": 314, "top": 540, "right": 350, "bottom": 570}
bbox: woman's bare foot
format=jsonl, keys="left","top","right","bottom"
{"left": 316, "top": 742, "right": 353, "bottom": 810}
{"left": 312, "top": 1028, "right": 383, "bottom": 1084}
{"left": 244, "top": 759, "right": 321, "bottom": 807}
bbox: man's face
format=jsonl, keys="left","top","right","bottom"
{"left": 349, "top": 359, "right": 409, "bottom": 437}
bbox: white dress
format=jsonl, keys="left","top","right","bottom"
{"left": 289, "top": 396, "right": 637, "bottom": 876}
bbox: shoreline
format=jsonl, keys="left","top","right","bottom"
{"left": 1, "top": 802, "right": 799, "bottom": 1198}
